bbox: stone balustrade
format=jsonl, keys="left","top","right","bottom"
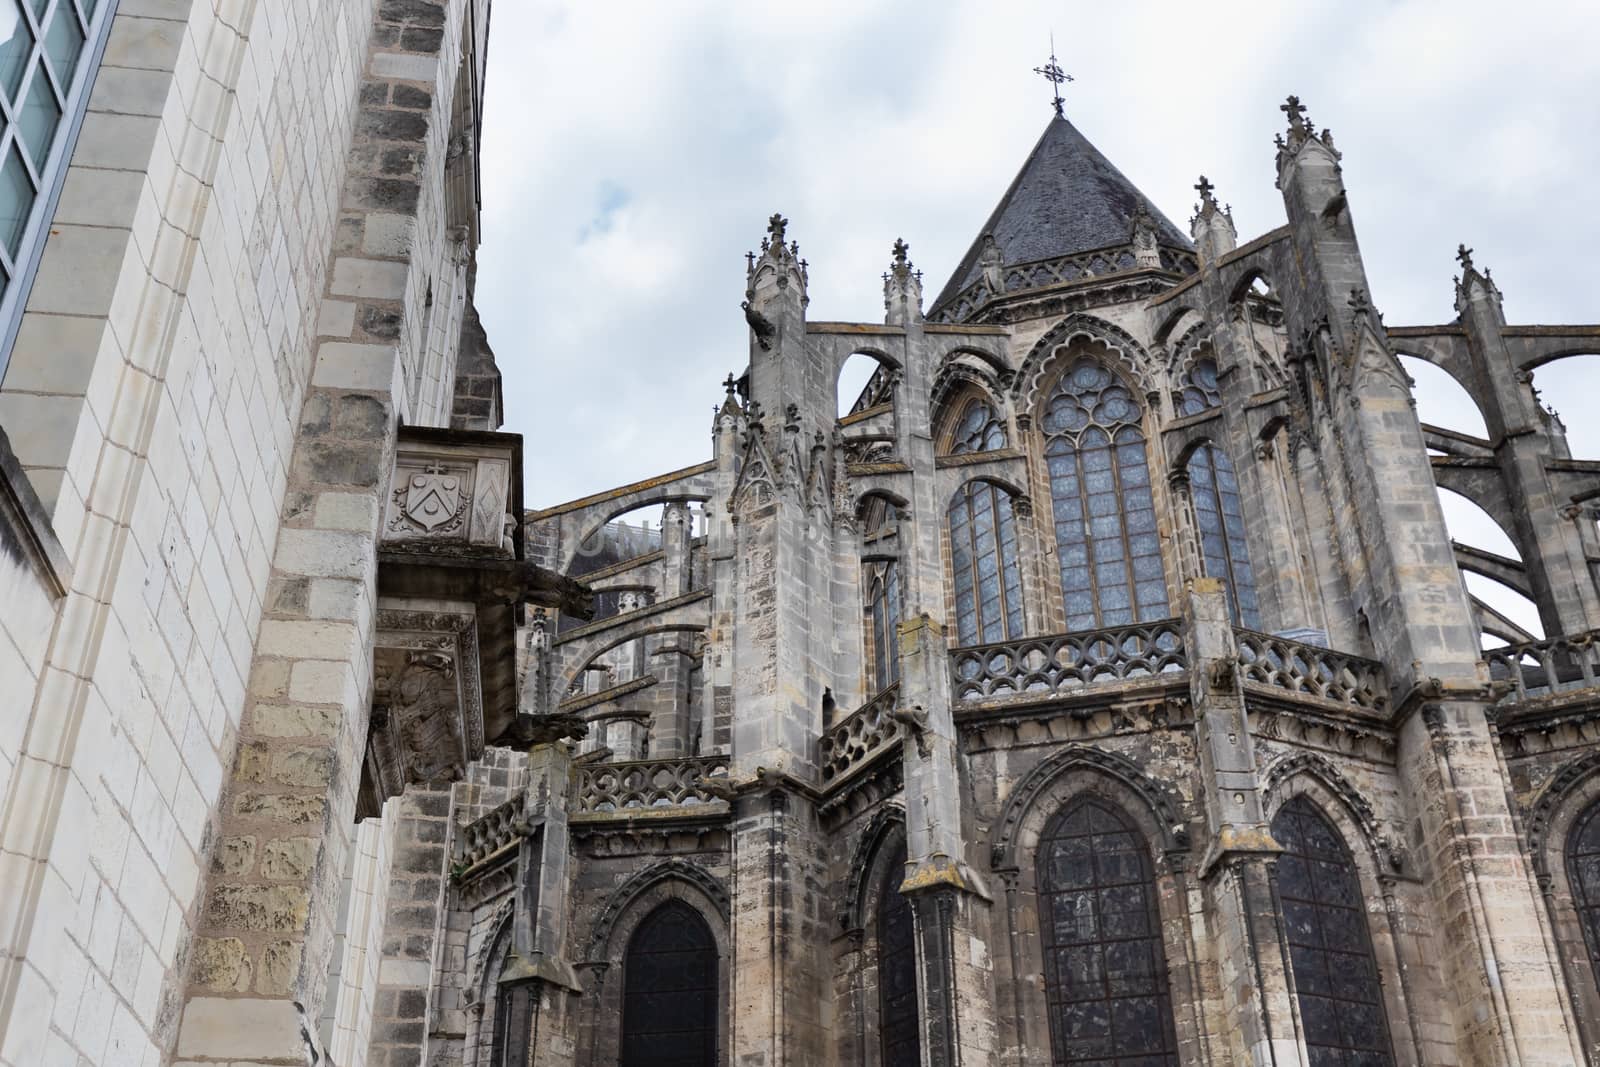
{"left": 1235, "top": 629, "right": 1390, "bottom": 713}
{"left": 818, "top": 684, "right": 903, "bottom": 786}
{"left": 951, "top": 621, "right": 1187, "bottom": 704}
{"left": 454, "top": 794, "right": 525, "bottom": 871}
{"left": 572, "top": 755, "right": 732, "bottom": 813}
{"left": 1485, "top": 629, "right": 1600, "bottom": 703}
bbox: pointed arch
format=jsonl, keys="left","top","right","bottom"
{"left": 621, "top": 901, "right": 719, "bottom": 1066}
{"left": 947, "top": 477, "right": 1025, "bottom": 646}
{"left": 1271, "top": 796, "right": 1397, "bottom": 1066}
{"left": 1013, "top": 313, "right": 1158, "bottom": 413}
{"left": 841, "top": 804, "right": 907, "bottom": 933}
{"left": 936, "top": 387, "right": 1009, "bottom": 457}
{"left": 990, "top": 745, "right": 1188, "bottom": 872}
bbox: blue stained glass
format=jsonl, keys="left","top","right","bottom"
{"left": 1090, "top": 515, "right": 1120, "bottom": 539}
{"left": 1119, "top": 463, "right": 1149, "bottom": 487}
{"left": 1123, "top": 486, "right": 1154, "bottom": 510}
{"left": 1128, "top": 533, "right": 1159, "bottom": 556}
{"left": 1132, "top": 555, "right": 1163, "bottom": 580}
{"left": 1087, "top": 493, "right": 1118, "bottom": 517}
{"left": 1060, "top": 566, "right": 1091, "bottom": 590}
{"left": 1093, "top": 535, "right": 1124, "bottom": 562}
{"left": 1084, "top": 469, "right": 1115, "bottom": 493}
{"left": 1060, "top": 543, "right": 1089, "bottom": 566}
{"left": 1100, "top": 585, "right": 1131, "bottom": 611}
{"left": 1197, "top": 510, "right": 1221, "bottom": 534}
{"left": 1126, "top": 509, "right": 1156, "bottom": 534}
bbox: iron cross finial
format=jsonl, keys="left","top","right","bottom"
{"left": 1194, "top": 175, "right": 1215, "bottom": 200}
{"left": 1032, "top": 33, "right": 1073, "bottom": 118}
{"left": 1456, "top": 243, "right": 1474, "bottom": 270}
{"left": 723, "top": 373, "right": 738, "bottom": 396}
{"left": 892, "top": 238, "right": 910, "bottom": 266}
{"left": 1281, "top": 94, "right": 1308, "bottom": 129}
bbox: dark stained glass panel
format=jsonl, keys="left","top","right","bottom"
{"left": 1043, "top": 359, "right": 1168, "bottom": 630}
{"left": 1174, "top": 356, "right": 1221, "bottom": 417}
{"left": 1567, "top": 799, "right": 1600, "bottom": 1009}
{"left": 1036, "top": 797, "right": 1178, "bottom": 1066}
{"left": 621, "top": 900, "right": 718, "bottom": 1067}
{"left": 878, "top": 841, "right": 921, "bottom": 1067}
{"left": 492, "top": 980, "right": 534, "bottom": 1067}
{"left": 1187, "top": 443, "right": 1260, "bottom": 629}
{"left": 1272, "top": 797, "right": 1394, "bottom": 1067}
{"left": 949, "top": 481, "right": 1025, "bottom": 646}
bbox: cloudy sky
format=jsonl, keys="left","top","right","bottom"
{"left": 474, "top": 0, "right": 1600, "bottom": 635}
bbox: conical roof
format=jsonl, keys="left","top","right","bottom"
{"left": 930, "top": 114, "right": 1192, "bottom": 314}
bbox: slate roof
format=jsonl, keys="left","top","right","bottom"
{"left": 930, "top": 114, "right": 1193, "bottom": 314}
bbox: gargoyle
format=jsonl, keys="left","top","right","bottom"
{"left": 742, "top": 301, "right": 776, "bottom": 350}
{"left": 509, "top": 710, "right": 588, "bottom": 746}
{"left": 893, "top": 704, "right": 932, "bottom": 758}
{"left": 693, "top": 772, "right": 739, "bottom": 802}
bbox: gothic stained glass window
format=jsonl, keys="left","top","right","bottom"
{"left": 1036, "top": 798, "right": 1179, "bottom": 1067}
{"left": 947, "top": 396, "right": 1007, "bottom": 455}
{"left": 1174, "top": 356, "right": 1222, "bottom": 417}
{"left": 1187, "top": 443, "right": 1260, "bottom": 629}
{"left": 948, "top": 481, "right": 1024, "bottom": 646}
{"left": 491, "top": 981, "right": 534, "bottom": 1067}
{"left": 621, "top": 900, "right": 718, "bottom": 1067}
{"left": 1043, "top": 358, "right": 1168, "bottom": 630}
{"left": 878, "top": 841, "right": 921, "bottom": 1067}
{"left": 1567, "top": 799, "right": 1600, "bottom": 1006}
{"left": 1272, "top": 797, "right": 1394, "bottom": 1067}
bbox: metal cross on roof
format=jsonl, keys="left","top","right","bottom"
{"left": 1032, "top": 35, "right": 1073, "bottom": 118}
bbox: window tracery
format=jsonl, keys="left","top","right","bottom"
{"left": 1272, "top": 797, "right": 1394, "bottom": 1066}
{"left": 1036, "top": 797, "right": 1178, "bottom": 1066}
{"left": 946, "top": 395, "right": 1007, "bottom": 455}
{"left": 948, "top": 481, "right": 1024, "bottom": 646}
{"left": 1174, "top": 356, "right": 1221, "bottom": 417}
{"left": 1043, "top": 358, "right": 1168, "bottom": 630}
{"left": 877, "top": 840, "right": 920, "bottom": 1067}
{"left": 1187, "top": 443, "right": 1259, "bottom": 628}
{"left": 620, "top": 899, "right": 718, "bottom": 1067}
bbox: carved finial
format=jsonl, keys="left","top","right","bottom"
{"left": 1194, "top": 175, "right": 1215, "bottom": 201}
{"left": 1280, "top": 94, "right": 1309, "bottom": 132}
{"left": 723, "top": 372, "right": 738, "bottom": 397}
{"left": 1032, "top": 33, "right": 1072, "bottom": 118}
{"left": 767, "top": 213, "right": 788, "bottom": 244}
{"left": 892, "top": 237, "right": 910, "bottom": 268}
{"left": 1456, "top": 243, "right": 1474, "bottom": 271}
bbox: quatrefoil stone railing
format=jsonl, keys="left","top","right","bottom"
{"left": 572, "top": 755, "right": 732, "bottom": 814}
{"left": 1234, "top": 629, "right": 1389, "bottom": 714}
{"left": 950, "top": 621, "right": 1187, "bottom": 704}
{"left": 818, "top": 683, "right": 903, "bottom": 786}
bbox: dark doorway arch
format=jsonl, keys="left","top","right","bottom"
{"left": 878, "top": 839, "right": 921, "bottom": 1067}
{"left": 621, "top": 900, "right": 719, "bottom": 1066}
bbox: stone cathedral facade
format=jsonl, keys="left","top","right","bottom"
{"left": 0, "top": 6, "right": 1598, "bottom": 1067}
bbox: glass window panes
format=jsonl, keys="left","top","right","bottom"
{"left": 1187, "top": 442, "right": 1260, "bottom": 628}
{"left": 0, "top": 143, "right": 31, "bottom": 257}
{"left": 1273, "top": 798, "right": 1395, "bottom": 1066}
{"left": 19, "top": 62, "right": 59, "bottom": 166}
{"left": 0, "top": 2, "right": 30, "bottom": 102}
{"left": 1565, "top": 800, "right": 1600, "bottom": 1007}
{"left": 1044, "top": 359, "right": 1168, "bottom": 630}
{"left": 1037, "top": 798, "right": 1179, "bottom": 1066}
{"left": 947, "top": 395, "right": 1007, "bottom": 455}
{"left": 1174, "top": 355, "right": 1222, "bottom": 416}
{"left": 620, "top": 900, "right": 718, "bottom": 1067}
{"left": 44, "top": 4, "right": 83, "bottom": 88}
{"left": 878, "top": 840, "right": 921, "bottom": 1067}
{"left": 948, "top": 480, "right": 1025, "bottom": 646}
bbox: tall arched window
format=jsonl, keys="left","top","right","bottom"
{"left": 621, "top": 900, "right": 718, "bottom": 1067}
{"left": 1567, "top": 799, "right": 1600, "bottom": 1002}
{"left": 1272, "top": 797, "right": 1393, "bottom": 1066}
{"left": 863, "top": 500, "right": 902, "bottom": 691}
{"left": 1187, "top": 443, "right": 1260, "bottom": 629}
{"left": 949, "top": 481, "right": 1024, "bottom": 646}
{"left": 946, "top": 395, "right": 1007, "bottom": 455}
{"left": 878, "top": 840, "right": 921, "bottom": 1067}
{"left": 1036, "top": 797, "right": 1178, "bottom": 1066}
{"left": 1043, "top": 358, "right": 1168, "bottom": 630}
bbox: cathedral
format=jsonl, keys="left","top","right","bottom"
{"left": 0, "top": 3, "right": 1596, "bottom": 1066}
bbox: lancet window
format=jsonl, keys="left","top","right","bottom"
{"left": 1174, "top": 356, "right": 1221, "bottom": 416}
{"left": 1187, "top": 443, "right": 1259, "bottom": 628}
{"left": 946, "top": 395, "right": 1007, "bottom": 455}
{"left": 491, "top": 980, "right": 534, "bottom": 1067}
{"left": 948, "top": 481, "right": 1024, "bottom": 646}
{"left": 878, "top": 840, "right": 921, "bottom": 1067}
{"left": 1036, "top": 797, "right": 1179, "bottom": 1066}
{"left": 1043, "top": 358, "right": 1168, "bottom": 630}
{"left": 1567, "top": 798, "right": 1600, "bottom": 1004}
{"left": 1272, "top": 797, "right": 1394, "bottom": 1066}
{"left": 620, "top": 900, "right": 718, "bottom": 1067}
{"left": 863, "top": 500, "right": 902, "bottom": 691}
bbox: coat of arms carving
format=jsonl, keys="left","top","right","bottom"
{"left": 390, "top": 461, "right": 472, "bottom": 536}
